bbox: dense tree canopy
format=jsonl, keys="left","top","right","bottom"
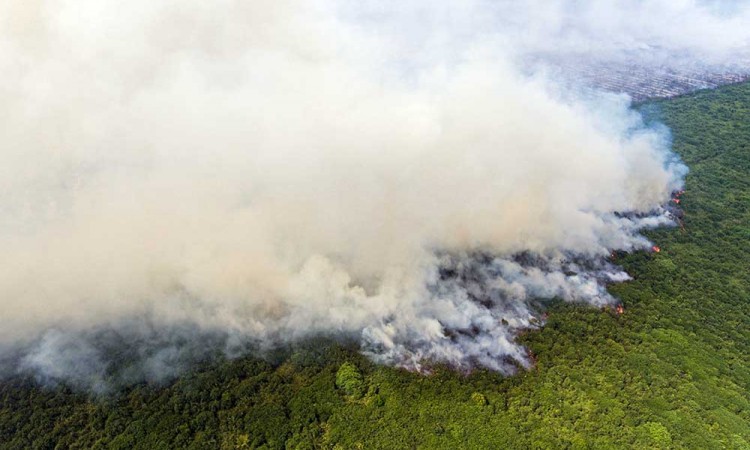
{"left": 1, "top": 82, "right": 749, "bottom": 449}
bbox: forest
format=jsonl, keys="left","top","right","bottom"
{"left": 1, "top": 81, "right": 749, "bottom": 449}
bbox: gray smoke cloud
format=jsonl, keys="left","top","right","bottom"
{"left": 2, "top": 0, "right": 745, "bottom": 390}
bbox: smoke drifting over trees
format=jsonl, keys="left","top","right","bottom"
{"left": 1, "top": 0, "right": 747, "bottom": 390}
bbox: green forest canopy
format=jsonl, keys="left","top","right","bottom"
{"left": 1, "top": 81, "right": 749, "bottom": 449}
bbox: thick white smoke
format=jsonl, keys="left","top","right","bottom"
{"left": 3, "top": 0, "right": 746, "bottom": 388}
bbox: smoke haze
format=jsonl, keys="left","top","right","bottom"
{"left": 1, "top": 0, "right": 746, "bottom": 390}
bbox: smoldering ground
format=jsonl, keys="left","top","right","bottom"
{"left": 2, "top": 0, "right": 747, "bottom": 391}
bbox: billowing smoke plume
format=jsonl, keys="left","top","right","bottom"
{"left": 1, "top": 0, "right": 746, "bottom": 390}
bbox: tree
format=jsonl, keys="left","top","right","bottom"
{"left": 335, "top": 363, "right": 365, "bottom": 399}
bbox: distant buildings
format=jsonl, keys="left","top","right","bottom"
{"left": 527, "top": 52, "right": 750, "bottom": 101}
